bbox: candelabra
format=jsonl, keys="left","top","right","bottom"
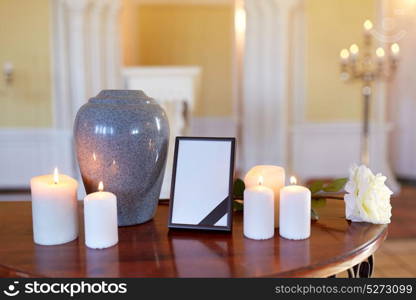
{"left": 339, "top": 19, "right": 400, "bottom": 166}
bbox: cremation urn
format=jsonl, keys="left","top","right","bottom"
{"left": 74, "top": 90, "right": 169, "bottom": 226}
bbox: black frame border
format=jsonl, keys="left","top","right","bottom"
{"left": 168, "top": 136, "right": 236, "bottom": 232}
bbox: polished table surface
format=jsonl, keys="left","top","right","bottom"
{"left": 0, "top": 200, "right": 387, "bottom": 278}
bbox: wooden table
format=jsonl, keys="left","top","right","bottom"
{"left": 0, "top": 200, "right": 387, "bottom": 278}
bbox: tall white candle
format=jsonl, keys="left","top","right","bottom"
{"left": 244, "top": 165, "right": 285, "bottom": 228}
{"left": 84, "top": 181, "right": 118, "bottom": 249}
{"left": 30, "top": 168, "right": 78, "bottom": 245}
{"left": 244, "top": 176, "right": 274, "bottom": 240}
{"left": 279, "top": 176, "right": 311, "bottom": 240}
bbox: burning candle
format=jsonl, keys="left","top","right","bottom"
{"left": 340, "top": 49, "right": 350, "bottom": 63}
{"left": 391, "top": 43, "right": 400, "bottom": 58}
{"left": 30, "top": 168, "right": 78, "bottom": 245}
{"left": 244, "top": 165, "right": 285, "bottom": 227}
{"left": 279, "top": 176, "right": 311, "bottom": 240}
{"left": 349, "top": 44, "right": 359, "bottom": 60}
{"left": 243, "top": 176, "right": 275, "bottom": 240}
{"left": 376, "top": 47, "right": 385, "bottom": 61}
{"left": 84, "top": 181, "right": 118, "bottom": 249}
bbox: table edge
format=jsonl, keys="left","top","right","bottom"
{"left": 0, "top": 201, "right": 388, "bottom": 278}
{"left": 268, "top": 226, "right": 388, "bottom": 278}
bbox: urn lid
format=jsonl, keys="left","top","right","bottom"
{"left": 89, "top": 90, "right": 153, "bottom": 105}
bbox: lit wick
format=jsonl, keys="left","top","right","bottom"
{"left": 53, "top": 167, "right": 59, "bottom": 184}
{"left": 258, "top": 176, "right": 264, "bottom": 186}
{"left": 98, "top": 181, "right": 104, "bottom": 192}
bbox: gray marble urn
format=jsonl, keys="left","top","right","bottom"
{"left": 74, "top": 90, "right": 169, "bottom": 226}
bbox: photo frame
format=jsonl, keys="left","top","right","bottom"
{"left": 168, "top": 137, "right": 235, "bottom": 231}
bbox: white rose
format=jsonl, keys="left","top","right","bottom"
{"left": 344, "top": 164, "right": 392, "bottom": 224}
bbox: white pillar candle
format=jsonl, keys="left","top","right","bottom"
{"left": 244, "top": 176, "right": 274, "bottom": 240}
{"left": 84, "top": 181, "right": 118, "bottom": 249}
{"left": 279, "top": 176, "right": 311, "bottom": 240}
{"left": 244, "top": 165, "right": 285, "bottom": 227}
{"left": 30, "top": 168, "right": 78, "bottom": 245}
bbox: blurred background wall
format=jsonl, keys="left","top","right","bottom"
{"left": 122, "top": 2, "right": 234, "bottom": 118}
{"left": 0, "top": 0, "right": 52, "bottom": 127}
{"left": 0, "top": 0, "right": 414, "bottom": 192}
{"left": 305, "top": 0, "right": 377, "bottom": 122}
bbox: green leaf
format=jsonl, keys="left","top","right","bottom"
{"left": 322, "top": 178, "right": 348, "bottom": 192}
{"left": 311, "top": 208, "right": 319, "bottom": 221}
{"left": 233, "top": 178, "right": 245, "bottom": 199}
{"left": 308, "top": 180, "right": 325, "bottom": 195}
{"left": 312, "top": 198, "right": 326, "bottom": 209}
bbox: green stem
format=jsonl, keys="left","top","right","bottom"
{"left": 312, "top": 192, "right": 345, "bottom": 200}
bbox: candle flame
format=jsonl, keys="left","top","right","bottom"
{"left": 340, "top": 49, "right": 349, "bottom": 60}
{"left": 258, "top": 176, "right": 264, "bottom": 186}
{"left": 53, "top": 167, "right": 59, "bottom": 184}
{"left": 349, "top": 44, "right": 359, "bottom": 55}
{"left": 376, "top": 47, "right": 385, "bottom": 58}
{"left": 290, "top": 176, "right": 297, "bottom": 185}
{"left": 98, "top": 181, "right": 104, "bottom": 192}
{"left": 391, "top": 43, "right": 400, "bottom": 55}
{"left": 363, "top": 19, "right": 373, "bottom": 31}
{"left": 235, "top": 7, "right": 246, "bottom": 35}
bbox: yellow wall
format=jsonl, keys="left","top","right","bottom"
{"left": 305, "top": 0, "right": 377, "bottom": 122}
{"left": 0, "top": 0, "right": 52, "bottom": 127}
{"left": 134, "top": 4, "right": 234, "bottom": 117}
{"left": 122, "top": 1, "right": 378, "bottom": 121}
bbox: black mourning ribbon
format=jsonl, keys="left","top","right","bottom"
{"left": 198, "top": 197, "right": 229, "bottom": 226}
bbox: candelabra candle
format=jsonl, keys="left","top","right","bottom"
{"left": 390, "top": 43, "right": 400, "bottom": 69}
{"left": 84, "top": 181, "right": 118, "bottom": 249}
{"left": 339, "top": 49, "right": 350, "bottom": 80}
{"left": 363, "top": 19, "right": 373, "bottom": 45}
{"left": 349, "top": 44, "right": 359, "bottom": 61}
